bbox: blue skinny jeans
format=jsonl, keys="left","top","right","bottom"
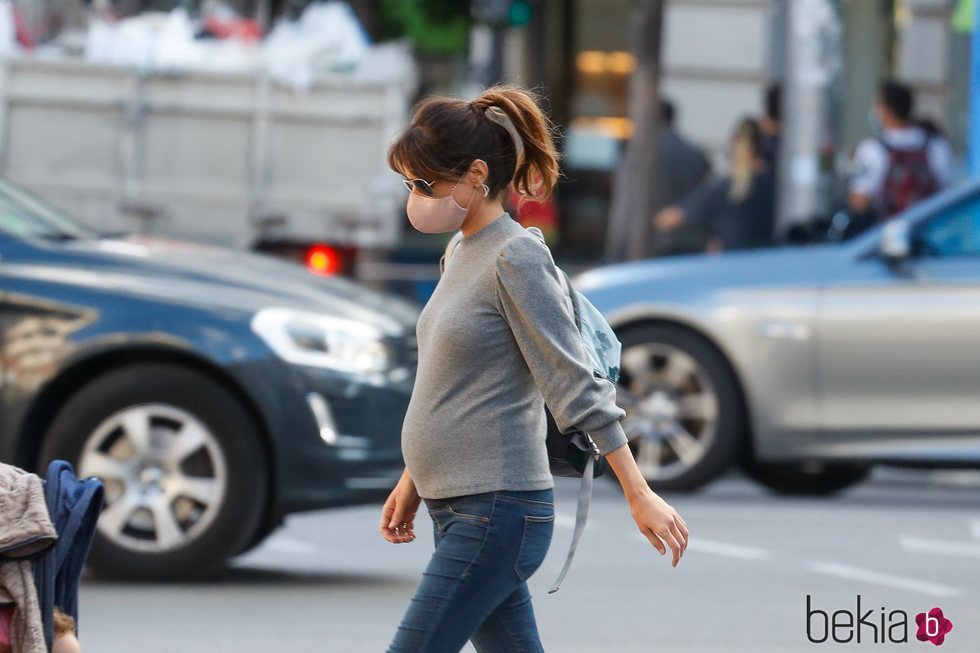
{"left": 387, "top": 487, "right": 556, "bottom": 652}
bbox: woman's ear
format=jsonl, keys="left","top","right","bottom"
{"left": 468, "top": 159, "right": 489, "bottom": 185}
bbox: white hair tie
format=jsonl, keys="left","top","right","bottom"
{"left": 484, "top": 106, "right": 525, "bottom": 166}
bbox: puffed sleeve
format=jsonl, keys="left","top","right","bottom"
{"left": 494, "top": 234, "right": 629, "bottom": 455}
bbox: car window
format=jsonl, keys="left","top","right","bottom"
{"left": 912, "top": 192, "right": 980, "bottom": 258}
{"left": 0, "top": 180, "right": 97, "bottom": 241}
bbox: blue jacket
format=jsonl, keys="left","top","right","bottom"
{"left": 31, "top": 460, "right": 104, "bottom": 651}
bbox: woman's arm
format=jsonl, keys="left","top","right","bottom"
{"left": 379, "top": 467, "right": 421, "bottom": 544}
{"left": 605, "top": 442, "right": 690, "bottom": 567}
{"left": 494, "top": 233, "right": 689, "bottom": 564}
{"left": 653, "top": 205, "right": 685, "bottom": 231}
{"left": 495, "top": 235, "right": 629, "bottom": 456}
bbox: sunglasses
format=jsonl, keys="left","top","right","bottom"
{"left": 401, "top": 178, "right": 438, "bottom": 197}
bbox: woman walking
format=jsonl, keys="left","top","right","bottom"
{"left": 654, "top": 117, "right": 776, "bottom": 253}
{"left": 380, "top": 85, "right": 689, "bottom": 653}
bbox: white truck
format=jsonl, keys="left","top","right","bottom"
{"left": 0, "top": 46, "right": 416, "bottom": 278}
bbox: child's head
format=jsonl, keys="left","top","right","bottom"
{"left": 52, "top": 607, "right": 81, "bottom": 653}
{"left": 0, "top": 606, "right": 80, "bottom": 653}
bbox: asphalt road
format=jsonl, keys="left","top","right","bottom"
{"left": 77, "top": 466, "right": 980, "bottom": 652}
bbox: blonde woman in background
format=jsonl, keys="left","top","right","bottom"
{"left": 654, "top": 117, "right": 777, "bottom": 253}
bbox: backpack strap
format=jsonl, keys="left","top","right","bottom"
{"left": 548, "top": 453, "right": 596, "bottom": 594}
{"left": 525, "top": 226, "right": 576, "bottom": 321}
{"left": 522, "top": 225, "right": 598, "bottom": 594}
{"left": 876, "top": 135, "right": 930, "bottom": 160}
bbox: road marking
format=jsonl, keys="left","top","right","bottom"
{"left": 255, "top": 536, "right": 320, "bottom": 557}
{"left": 807, "top": 561, "right": 965, "bottom": 598}
{"left": 970, "top": 518, "right": 980, "bottom": 541}
{"left": 898, "top": 534, "right": 980, "bottom": 558}
{"left": 631, "top": 533, "right": 770, "bottom": 560}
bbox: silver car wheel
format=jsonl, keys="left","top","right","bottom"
{"left": 78, "top": 403, "right": 228, "bottom": 553}
{"left": 617, "top": 343, "right": 719, "bottom": 482}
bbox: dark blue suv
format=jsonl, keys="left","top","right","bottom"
{"left": 0, "top": 179, "right": 418, "bottom": 580}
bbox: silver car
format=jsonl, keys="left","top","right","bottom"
{"left": 574, "top": 181, "right": 980, "bottom": 495}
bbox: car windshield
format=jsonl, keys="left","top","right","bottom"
{"left": 0, "top": 179, "right": 99, "bottom": 241}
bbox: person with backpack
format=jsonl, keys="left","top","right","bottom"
{"left": 380, "top": 84, "right": 689, "bottom": 653}
{"left": 848, "top": 79, "right": 955, "bottom": 223}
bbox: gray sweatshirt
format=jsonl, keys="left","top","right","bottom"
{"left": 401, "top": 212, "right": 629, "bottom": 500}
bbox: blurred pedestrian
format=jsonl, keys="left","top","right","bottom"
{"left": 650, "top": 98, "right": 713, "bottom": 256}
{"left": 653, "top": 117, "right": 776, "bottom": 253}
{"left": 848, "top": 80, "right": 955, "bottom": 222}
{"left": 758, "top": 83, "right": 781, "bottom": 173}
{"left": 381, "top": 84, "right": 689, "bottom": 652}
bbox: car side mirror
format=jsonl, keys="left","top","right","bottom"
{"left": 879, "top": 220, "right": 911, "bottom": 263}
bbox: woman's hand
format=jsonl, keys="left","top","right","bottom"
{"left": 653, "top": 206, "right": 684, "bottom": 231}
{"left": 379, "top": 468, "right": 421, "bottom": 544}
{"left": 604, "top": 441, "right": 689, "bottom": 566}
{"left": 627, "top": 486, "right": 689, "bottom": 567}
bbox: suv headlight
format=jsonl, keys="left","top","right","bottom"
{"left": 251, "top": 307, "right": 392, "bottom": 373}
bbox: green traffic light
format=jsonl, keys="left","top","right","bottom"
{"left": 509, "top": 1, "right": 533, "bottom": 26}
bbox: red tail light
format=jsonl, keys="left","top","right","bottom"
{"left": 305, "top": 245, "right": 343, "bottom": 276}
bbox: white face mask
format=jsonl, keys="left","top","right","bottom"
{"left": 406, "top": 174, "right": 485, "bottom": 234}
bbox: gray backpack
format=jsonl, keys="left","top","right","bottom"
{"left": 440, "top": 224, "right": 624, "bottom": 593}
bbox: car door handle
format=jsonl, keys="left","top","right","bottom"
{"left": 757, "top": 321, "right": 810, "bottom": 340}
